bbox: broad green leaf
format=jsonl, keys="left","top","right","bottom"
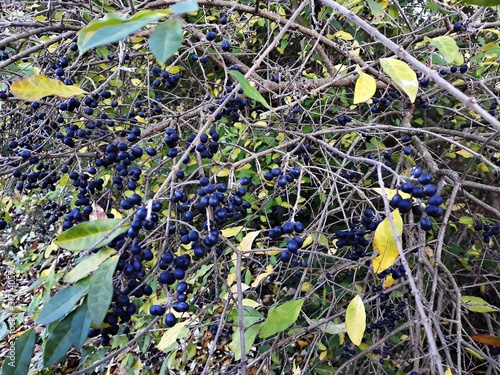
{"left": 149, "top": 19, "right": 183, "bottom": 65}
{"left": 36, "top": 277, "right": 91, "bottom": 325}
{"left": 63, "top": 248, "right": 117, "bottom": 283}
{"left": 461, "top": 296, "right": 499, "bottom": 313}
{"left": 259, "top": 299, "right": 304, "bottom": 338}
{"left": 229, "top": 71, "right": 270, "bottom": 109}
{"left": 304, "top": 315, "right": 347, "bottom": 335}
{"left": 221, "top": 226, "right": 245, "bottom": 238}
{"left": 53, "top": 219, "right": 129, "bottom": 252}
{"left": 238, "top": 230, "right": 261, "bottom": 251}
{"left": 170, "top": 0, "right": 199, "bottom": 14}
{"left": 87, "top": 255, "right": 119, "bottom": 326}
{"left": 380, "top": 58, "right": 418, "bottom": 103}
{"left": 78, "top": 10, "right": 170, "bottom": 54}
{"left": 459, "top": 216, "right": 474, "bottom": 225}
{"left": 71, "top": 299, "right": 93, "bottom": 349}
{"left": 43, "top": 304, "right": 85, "bottom": 367}
{"left": 353, "top": 66, "right": 377, "bottom": 104}
{"left": 365, "top": 0, "right": 383, "bottom": 15}
{"left": 229, "top": 323, "right": 263, "bottom": 361}
{"left": 1, "top": 328, "right": 36, "bottom": 375}
{"left": 157, "top": 321, "right": 188, "bottom": 350}
{"left": 461, "top": 0, "right": 500, "bottom": 5}
{"left": 429, "top": 36, "right": 463, "bottom": 64}
{"left": 345, "top": 294, "right": 366, "bottom": 346}
{"left": 372, "top": 209, "right": 403, "bottom": 273}
{"left": 11, "top": 75, "right": 85, "bottom": 101}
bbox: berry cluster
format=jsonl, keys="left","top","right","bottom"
{"left": 474, "top": 222, "right": 500, "bottom": 243}
{"left": 370, "top": 91, "right": 397, "bottom": 114}
{"left": 366, "top": 296, "right": 408, "bottom": 334}
{"left": 391, "top": 166, "right": 444, "bottom": 231}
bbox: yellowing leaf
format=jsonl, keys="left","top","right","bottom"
{"left": 354, "top": 67, "right": 377, "bottom": 104}
{"left": 461, "top": 296, "right": 499, "bottom": 313}
{"left": 238, "top": 230, "right": 261, "bottom": 251}
{"left": 456, "top": 149, "right": 473, "bottom": 158}
{"left": 372, "top": 209, "right": 403, "bottom": 273}
{"left": 380, "top": 58, "right": 418, "bottom": 103}
{"left": 445, "top": 368, "right": 452, "bottom": 375}
{"left": 373, "top": 188, "right": 412, "bottom": 200}
{"left": 429, "top": 36, "right": 463, "bottom": 65}
{"left": 11, "top": 75, "right": 85, "bottom": 101}
{"left": 251, "top": 265, "right": 274, "bottom": 287}
{"left": 221, "top": 226, "right": 245, "bottom": 238}
{"left": 333, "top": 30, "right": 354, "bottom": 40}
{"left": 157, "top": 321, "right": 188, "bottom": 350}
{"left": 345, "top": 294, "right": 366, "bottom": 346}
{"left": 383, "top": 274, "right": 398, "bottom": 288}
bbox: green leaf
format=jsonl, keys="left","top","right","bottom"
{"left": 229, "top": 306, "right": 264, "bottom": 328}
{"left": 365, "top": 0, "right": 383, "bottom": 15}
{"left": 259, "top": 299, "right": 304, "bottom": 338}
{"left": 170, "top": 0, "right": 199, "bottom": 14}
{"left": 429, "top": 36, "right": 463, "bottom": 65}
{"left": 36, "top": 277, "right": 91, "bottom": 325}
{"left": 462, "top": 296, "right": 500, "bottom": 313}
{"left": 78, "top": 10, "right": 170, "bottom": 55}
{"left": 149, "top": 19, "right": 183, "bottom": 65}
{"left": 461, "top": 0, "right": 500, "bottom": 5}
{"left": 1, "top": 328, "right": 36, "bottom": 375}
{"left": 43, "top": 304, "right": 85, "bottom": 367}
{"left": 63, "top": 248, "right": 117, "bottom": 283}
{"left": 459, "top": 216, "right": 474, "bottom": 225}
{"left": 380, "top": 58, "right": 418, "bottom": 103}
{"left": 87, "top": 255, "right": 119, "bottom": 326}
{"left": 11, "top": 75, "right": 85, "bottom": 101}
{"left": 229, "top": 71, "right": 270, "bottom": 109}
{"left": 372, "top": 209, "right": 403, "bottom": 273}
{"left": 353, "top": 66, "right": 377, "bottom": 104}
{"left": 345, "top": 294, "right": 366, "bottom": 346}
{"left": 229, "top": 323, "right": 263, "bottom": 361}
{"left": 53, "top": 219, "right": 129, "bottom": 252}
{"left": 71, "top": 299, "right": 93, "bottom": 349}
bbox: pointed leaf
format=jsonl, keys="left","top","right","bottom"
{"left": 1, "top": 328, "right": 36, "bottom": 375}
{"left": 53, "top": 219, "right": 129, "bottom": 252}
{"left": 157, "top": 321, "right": 188, "bottom": 350}
{"left": 353, "top": 67, "right": 377, "bottom": 104}
{"left": 471, "top": 334, "right": 500, "bottom": 347}
{"left": 221, "top": 226, "right": 245, "bottom": 238}
{"left": 170, "top": 0, "right": 199, "bottom": 14}
{"left": 461, "top": 0, "right": 500, "bottom": 5}
{"left": 36, "top": 277, "right": 90, "bottom": 325}
{"left": 345, "top": 294, "right": 366, "bottom": 346}
{"left": 43, "top": 305, "right": 86, "bottom": 367}
{"left": 259, "top": 299, "right": 304, "bottom": 338}
{"left": 445, "top": 369, "right": 452, "bottom": 375}
{"left": 87, "top": 255, "right": 119, "bottom": 326}
{"left": 372, "top": 209, "right": 403, "bottom": 273}
{"left": 229, "top": 71, "right": 270, "bottom": 109}
{"left": 229, "top": 323, "right": 263, "bottom": 361}
{"left": 63, "top": 248, "right": 117, "bottom": 283}
{"left": 238, "top": 230, "right": 261, "bottom": 251}
{"left": 461, "top": 295, "right": 499, "bottom": 313}
{"left": 429, "top": 36, "right": 463, "bottom": 64}
{"left": 149, "top": 19, "right": 183, "bottom": 65}
{"left": 77, "top": 10, "right": 170, "bottom": 54}
{"left": 380, "top": 58, "right": 418, "bottom": 103}
{"left": 11, "top": 75, "right": 85, "bottom": 101}
{"left": 70, "top": 299, "right": 93, "bottom": 349}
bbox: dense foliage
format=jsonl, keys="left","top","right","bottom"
{"left": 1, "top": 0, "right": 500, "bottom": 374}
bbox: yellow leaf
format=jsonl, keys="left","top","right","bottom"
{"left": 373, "top": 188, "right": 411, "bottom": 200}
{"left": 372, "top": 209, "right": 403, "bottom": 273}
{"left": 345, "top": 294, "right": 366, "bottom": 346}
{"left": 383, "top": 274, "right": 398, "bottom": 288}
{"left": 221, "top": 226, "right": 245, "bottom": 238}
{"left": 242, "top": 299, "right": 260, "bottom": 308}
{"left": 238, "top": 230, "right": 261, "bottom": 251}
{"left": 445, "top": 368, "right": 452, "bottom": 375}
{"left": 251, "top": 264, "right": 273, "bottom": 287}
{"left": 379, "top": 58, "right": 418, "bottom": 103}
{"left": 157, "top": 321, "right": 188, "bottom": 350}
{"left": 456, "top": 149, "right": 473, "bottom": 158}
{"left": 354, "top": 66, "right": 377, "bottom": 104}
{"left": 333, "top": 30, "right": 354, "bottom": 40}
{"left": 11, "top": 75, "right": 86, "bottom": 101}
